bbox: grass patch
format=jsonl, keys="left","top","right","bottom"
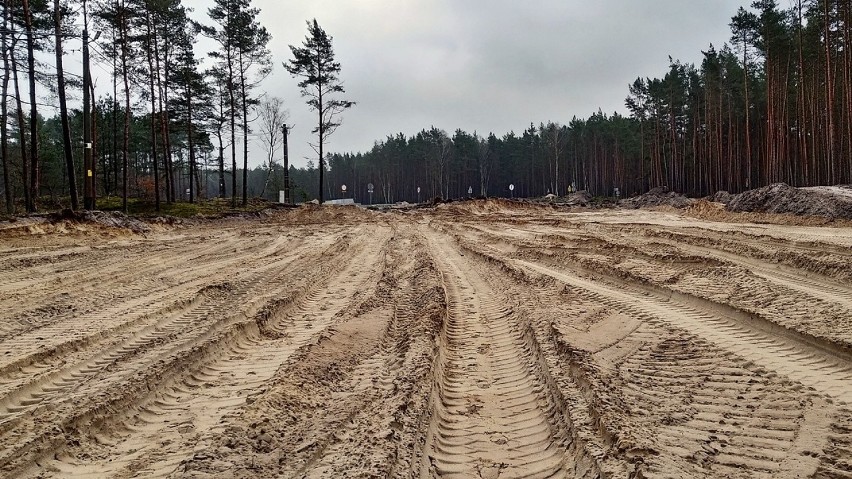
{"left": 1, "top": 196, "right": 275, "bottom": 220}
{"left": 96, "top": 196, "right": 273, "bottom": 218}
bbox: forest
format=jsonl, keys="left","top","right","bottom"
{"left": 1, "top": 0, "right": 851, "bottom": 210}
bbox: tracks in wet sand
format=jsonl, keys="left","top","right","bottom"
{"left": 29, "top": 227, "right": 391, "bottom": 478}
{"left": 422, "top": 227, "right": 572, "bottom": 478}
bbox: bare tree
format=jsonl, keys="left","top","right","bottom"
{"left": 476, "top": 133, "right": 493, "bottom": 196}
{"left": 257, "top": 96, "right": 288, "bottom": 197}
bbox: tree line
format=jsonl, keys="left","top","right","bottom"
{"left": 323, "top": 0, "right": 852, "bottom": 203}
{"left": 1, "top": 0, "right": 850, "bottom": 211}
{"left": 0, "top": 0, "right": 354, "bottom": 213}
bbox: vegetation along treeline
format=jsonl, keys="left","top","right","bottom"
{"left": 1, "top": 0, "right": 851, "bottom": 211}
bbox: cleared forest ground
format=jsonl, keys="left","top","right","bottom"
{"left": 1, "top": 200, "right": 851, "bottom": 478}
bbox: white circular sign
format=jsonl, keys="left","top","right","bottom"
{"left": 367, "top": 183, "right": 374, "bottom": 193}
{"left": 341, "top": 184, "right": 347, "bottom": 192}
{"left": 468, "top": 186, "right": 473, "bottom": 194}
{"left": 509, "top": 184, "right": 514, "bottom": 191}
{"left": 417, "top": 187, "right": 421, "bottom": 193}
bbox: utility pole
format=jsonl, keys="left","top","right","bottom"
{"left": 281, "top": 123, "right": 291, "bottom": 204}
{"left": 82, "top": 1, "right": 97, "bottom": 210}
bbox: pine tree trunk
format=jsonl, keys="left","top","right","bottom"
{"left": 145, "top": 7, "right": 160, "bottom": 211}
{"left": 22, "top": 0, "right": 38, "bottom": 211}
{"left": 112, "top": 19, "right": 119, "bottom": 197}
{"left": 225, "top": 7, "right": 237, "bottom": 207}
{"left": 154, "top": 27, "right": 174, "bottom": 203}
{"left": 10, "top": 25, "right": 29, "bottom": 212}
{"left": 318, "top": 60, "right": 324, "bottom": 204}
{"left": 1, "top": 0, "right": 12, "bottom": 213}
{"left": 240, "top": 49, "right": 249, "bottom": 206}
{"left": 119, "top": 1, "right": 131, "bottom": 213}
{"left": 54, "top": 0, "right": 79, "bottom": 210}
{"left": 824, "top": 0, "right": 836, "bottom": 184}
{"left": 187, "top": 82, "right": 195, "bottom": 203}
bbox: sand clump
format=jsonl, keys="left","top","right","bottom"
{"left": 625, "top": 183, "right": 852, "bottom": 222}
{"left": 726, "top": 183, "right": 852, "bottom": 219}
{"left": 436, "top": 197, "right": 553, "bottom": 216}
{"left": 621, "top": 186, "right": 695, "bottom": 209}
{"left": 281, "top": 203, "right": 379, "bottom": 224}
{"left": 0, "top": 210, "right": 174, "bottom": 237}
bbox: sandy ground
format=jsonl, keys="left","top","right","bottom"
{"left": 1, "top": 201, "right": 851, "bottom": 478}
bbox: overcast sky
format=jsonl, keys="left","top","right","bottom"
{"left": 183, "top": 1, "right": 748, "bottom": 168}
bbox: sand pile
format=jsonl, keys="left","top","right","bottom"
{"left": 564, "top": 190, "right": 593, "bottom": 206}
{"left": 727, "top": 183, "right": 852, "bottom": 219}
{"left": 283, "top": 203, "right": 377, "bottom": 224}
{"left": 684, "top": 199, "right": 846, "bottom": 226}
{"left": 621, "top": 186, "right": 694, "bottom": 209}
{"left": 710, "top": 190, "right": 735, "bottom": 205}
{"left": 43, "top": 210, "right": 154, "bottom": 233}
{"left": 438, "top": 198, "right": 553, "bottom": 216}
{"left": 0, "top": 210, "right": 155, "bottom": 237}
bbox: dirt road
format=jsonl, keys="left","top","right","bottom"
{"left": 1, "top": 201, "right": 850, "bottom": 478}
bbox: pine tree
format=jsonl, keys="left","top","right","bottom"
{"left": 233, "top": 0, "right": 270, "bottom": 205}
{"left": 285, "top": 19, "right": 354, "bottom": 204}
{"left": 1, "top": 0, "right": 11, "bottom": 213}
{"left": 53, "top": 0, "right": 78, "bottom": 210}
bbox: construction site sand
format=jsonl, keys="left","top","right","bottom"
{"left": 1, "top": 201, "right": 851, "bottom": 478}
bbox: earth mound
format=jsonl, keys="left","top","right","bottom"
{"left": 284, "top": 203, "right": 378, "bottom": 224}
{"left": 621, "top": 186, "right": 694, "bottom": 209}
{"left": 437, "top": 198, "right": 552, "bottom": 215}
{"left": 726, "top": 183, "right": 852, "bottom": 220}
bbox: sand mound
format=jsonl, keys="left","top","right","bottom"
{"left": 710, "top": 190, "right": 735, "bottom": 205}
{"left": 621, "top": 186, "right": 694, "bottom": 209}
{"left": 437, "top": 198, "right": 552, "bottom": 216}
{"left": 683, "top": 199, "right": 845, "bottom": 226}
{"left": 282, "top": 204, "right": 378, "bottom": 224}
{"left": 0, "top": 210, "right": 186, "bottom": 238}
{"left": 563, "top": 190, "right": 593, "bottom": 206}
{"left": 77, "top": 211, "right": 154, "bottom": 232}
{"left": 727, "top": 183, "right": 852, "bottom": 219}
{"left": 684, "top": 199, "right": 727, "bottom": 218}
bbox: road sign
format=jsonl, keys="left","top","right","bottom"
{"left": 468, "top": 186, "right": 473, "bottom": 195}
{"left": 417, "top": 187, "right": 420, "bottom": 193}
{"left": 509, "top": 184, "right": 514, "bottom": 191}
{"left": 509, "top": 183, "right": 514, "bottom": 198}
{"left": 367, "top": 183, "right": 374, "bottom": 193}
{"left": 341, "top": 184, "right": 347, "bottom": 192}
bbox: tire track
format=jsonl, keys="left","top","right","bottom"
{"left": 0, "top": 230, "right": 311, "bottom": 382}
{"left": 32, "top": 227, "right": 391, "bottom": 478}
{"left": 0, "top": 233, "right": 252, "bottom": 340}
{"left": 814, "top": 410, "right": 852, "bottom": 478}
{"left": 457, "top": 220, "right": 852, "bottom": 354}
{"left": 513, "top": 259, "right": 852, "bottom": 404}
{"left": 656, "top": 237, "right": 852, "bottom": 310}
{"left": 284, "top": 233, "right": 445, "bottom": 478}
{"left": 616, "top": 333, "right": 826, "bottom": 476}
{"left": 422, "top": 228, "right": 571, "bottom": 478}
{"left": 493, "top": 220, "right": 852, "bottom": 311}
{"left": 0, "top": 228, "right": 352, "bottom": 476}
{"left": 445, "top": 219, "right": 837, "bottom": 476}
{"left": 0, "top": 233, "right": 316, "bottom": 423}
